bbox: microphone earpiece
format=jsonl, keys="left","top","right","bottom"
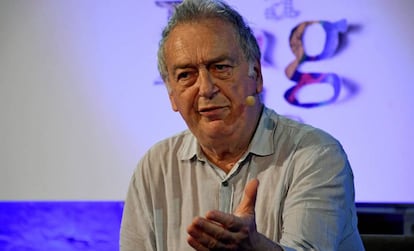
{"left": 245, "top": 95, "right": 256, "bottom": 106}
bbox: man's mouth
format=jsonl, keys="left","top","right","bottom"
{"left": 199, "top": 106, "right": 222, "bottom": 113}
{"left": 198, "top": 106, "right": 227, "bottom": 118}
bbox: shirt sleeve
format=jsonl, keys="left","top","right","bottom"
{"left": 120, "top": 159, "right": 157, "bottom": 251}
{"left": 279, "top": 143, "right": 359, "bottom": 250}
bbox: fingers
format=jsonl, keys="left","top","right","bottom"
{"left": 188, "top": 233, "right": 231, "bottom": 251}
{"left": 187, "top": 216, "right": 241, "bottom": 250}
{"left": 235, "top": 179, "right": 259, "bottom": 217}
{"left": 187, "top": 179, "right": 260, "bottom": 250}
{"left": 188, "top": 216, "right": 234, "bottom": 241}
{"left": 205, "top": 210, "right": 243, "bottom": 232}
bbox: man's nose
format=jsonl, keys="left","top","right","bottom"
{"left": 198, "top": 69, "right": 218, "bottom": 99}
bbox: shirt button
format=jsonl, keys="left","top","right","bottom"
{"left": 222, "top": 181, "right": 229, "bottom": 187}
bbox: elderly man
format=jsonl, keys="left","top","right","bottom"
{"left": 120, "top": 0, "right": 365, "bottom": 250}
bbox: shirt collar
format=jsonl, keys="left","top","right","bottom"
{"left": 248, "top": 106, "right": 276, "bottom": 156}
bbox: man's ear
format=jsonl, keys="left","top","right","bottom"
{"left": 165, "top": 79, "right": 179, "bottom": 112}
{"left": 253, "top": 60, "right": 263, "bottom": 94}
{"left": 169, "top": 93, "right": 179, "bottom": 112}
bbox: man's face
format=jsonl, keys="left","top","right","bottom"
{"left": 163, "top": 18, "right": 262, "bottom": 142}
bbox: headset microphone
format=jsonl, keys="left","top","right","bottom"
{"left": 245, "top": 94, "right": 256, "bottom": 106}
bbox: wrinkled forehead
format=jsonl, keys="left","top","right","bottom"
{"left": 164, "top": 18, "right": 243, "bottom": 64}
{"left": 168, "top": 18, "right": 238, "bottom": 43}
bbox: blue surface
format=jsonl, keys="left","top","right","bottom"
{"left": 0, "top": 201, "right": 124, "bottom": 251}
{"left": 1, "top": 201, "right": 412, "bottom": 250}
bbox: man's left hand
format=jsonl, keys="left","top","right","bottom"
{"left": 186, "top": 179, "right": 260, "bottom": 250}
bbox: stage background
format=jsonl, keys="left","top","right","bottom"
{"left": 1, "top": 0, "right": 413, "bottom": 203}
{"left": 2, "top": 1, "right": 414, "bottom": 250}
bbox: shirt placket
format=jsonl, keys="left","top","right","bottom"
{"left": 219, "top": 179, "right": 234, "bottom": 213}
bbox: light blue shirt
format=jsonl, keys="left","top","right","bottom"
{"left": 120, "top": 106, "right": 365, "bottom": 251}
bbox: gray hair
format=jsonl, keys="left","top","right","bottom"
{"left": 157, "top": 0, "right": 261, "bottom": 84}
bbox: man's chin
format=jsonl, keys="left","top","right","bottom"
{"left": 200, "top": 121, "right": 232, "bottom": 137}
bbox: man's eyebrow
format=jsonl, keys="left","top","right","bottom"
{"left": 172, "top": 63, "right": 194, "bottom": 75}
{"left": 207, "top": 55, "right": 237, "bottom": 65}
{"left": 172, "top": 55, "right": 237, "bottom": 73}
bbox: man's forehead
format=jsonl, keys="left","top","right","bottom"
{"left": 165, "top": 22, "right": 241, "bottom": 69}
{"left": 168, "top": 18, "right": 237, "bottom": 41}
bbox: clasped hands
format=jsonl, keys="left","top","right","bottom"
{"left": 186, "top": 179, "right": 262, "bottom": 251}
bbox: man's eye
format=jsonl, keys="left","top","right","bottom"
{"left": 211, "top": 64, "right": 233, "bottom": 79}
{"left": 214, "top": 64, "right": 231, "bottom": 71}
{"left": 177, "top": 72, "right": 190, "bottom": 80}
{"left": 175, "top": 71, "right": 197, "bottom": 86}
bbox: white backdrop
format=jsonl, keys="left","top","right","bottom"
{"left": 1, "top": 0, "right": 413, "bottom": 202}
